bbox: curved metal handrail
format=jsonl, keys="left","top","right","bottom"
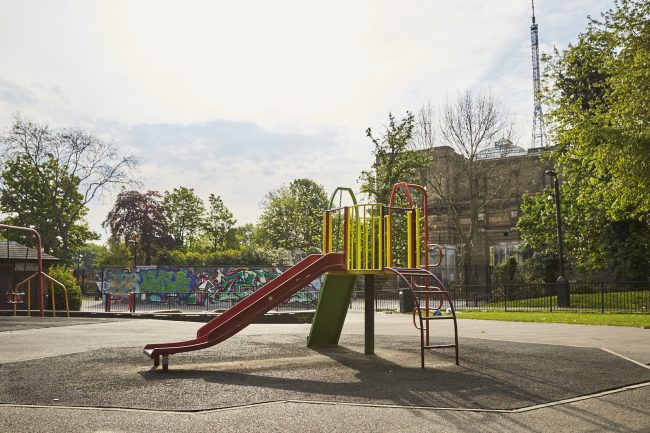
{"left": 15, "top": 271, "right": 70, "bottom": 317}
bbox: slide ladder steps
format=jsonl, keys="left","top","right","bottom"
{"left": 386, "top": 267, "right": 459, "bottom": 368}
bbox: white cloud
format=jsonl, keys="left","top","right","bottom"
{"left": 0, "top": 0, "right": 616, "bottom": 240}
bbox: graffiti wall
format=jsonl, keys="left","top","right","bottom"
{"left": 101, "top": 266, "right": 320, "bottom": 305}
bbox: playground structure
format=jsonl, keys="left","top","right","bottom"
{"left": 1, "top": 224, "right": 70, "bottom": 318}
{"left": 144, "top": 182, "right": 459, "bottom": 371}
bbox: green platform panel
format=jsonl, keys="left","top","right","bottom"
{"left": 307, "top": 274, "right": 357, "bottom": 346}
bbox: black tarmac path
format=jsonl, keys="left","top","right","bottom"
{"left": 0, "top": 313, "right": 649, "bottom": 432}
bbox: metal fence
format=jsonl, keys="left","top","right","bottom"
{"left": 448, "top": 281, "right": 649, "bottom": 313}
{"left": 78, "top": 281, "right": 648, "bottom": 315}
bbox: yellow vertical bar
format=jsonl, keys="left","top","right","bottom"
{"left": 64, "top": 285, "right": 70, "bottom": 317}
{"left": 415, "top": 207, "right": 421, "bottom": 268}
{"left": 384, "top": 214, "right": 391, "bottom": 267}
{"left": 50, "top": 281, "right": 56, "bottom": 318}
{"left": 356, "top": 206, "right": 361, "bottom": 270}
{"left": 378, "top": 207, "right": 383, "bottom": 270}
{"left": 328, "top": 212, "right": 333, "bottom": 252}
{"left": 345, "top": 207, "right": 352, "bottom": 270}
{"left": 370, "top": 205, "right": 377, "bottom": 269}
{"left": 368, "top": 205, "right": 377, "bottom": 269}
{"left": 348, "top": 207, "right": 352, "bottom": 268}
{"left": 322, "top": 213, "right": 327, "bottom": 253}
{"left": 407, "top": 210, "right": 413, "bottom": 268}
{"left": 364, "top": 206, "right": 369, "bottom": 269}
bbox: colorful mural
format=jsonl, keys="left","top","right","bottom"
{"left": 101, "top": 266, "right": 320, "bottom": 306}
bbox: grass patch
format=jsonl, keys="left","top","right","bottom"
{"left": 484, "top": 290, "right": 649, "bottom": 311}
{"left": 457, "top": 310, "right": 650, "bottom": 327}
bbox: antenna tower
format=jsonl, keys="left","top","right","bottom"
{"left": 530, "top": 0, "right": 546, "bottom": 148}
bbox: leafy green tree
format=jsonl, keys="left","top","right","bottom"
{"left": 543, "top": 1, "right": 650, "bottom": 220}
{"left": 602, "top": 221, "right": 650, "bottom": 281}
{"left": 204, "top": 194, "right": 236, "bottom": 251}
{"left": 359, "top": 111, "right": 431, "bottom": 204}
{"left": 233, "top": 223, "right": 258, "bottom": 249}
{"left": 257, "top": 178, "right": 328, "bottom": 256}
{"left": 519, "top": 185, "right": 606, "bottom": 277}
{"left": 162, "top": 186, "right": 205, "bottom": 250}
{"left": 1, "top": 155, "right": 97, "bottom": 260}
{"left": 103, "top": 190, "right": 171, "bottom": 265}
{"left": 0, "top": 115, "right": 135, "bottom": 261}
{"left": 47, "top": 265, "right": 82, "bottom": 311}
{"left": 94, "top": 241, "right": 133, "bottom": 268}
{"left": 528, "top": 0, "right": 650, "bottom": 279}
{"left": 77, "top": 243, "right": 105, "bottom": 270}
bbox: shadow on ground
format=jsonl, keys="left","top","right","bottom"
{"left": 1, "top": 335, "right": 648, "bottom": 412}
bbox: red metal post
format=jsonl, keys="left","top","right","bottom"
{"left": 0, "top": 224, "right": 46, "bottom": 317}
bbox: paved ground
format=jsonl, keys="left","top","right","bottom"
{"left": 0, "top": 312, "right": 649, "bottom": 432}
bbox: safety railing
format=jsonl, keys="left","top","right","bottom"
{"left": 322, "top": 203, "right": 427, "bottom": 272}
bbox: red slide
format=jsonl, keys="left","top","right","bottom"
{"left": 143, "top": 252, "right": 346, "bottom": 370}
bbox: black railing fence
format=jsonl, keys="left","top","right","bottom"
{"left": 76, "top": 280, "right": 649, "bottom": 314}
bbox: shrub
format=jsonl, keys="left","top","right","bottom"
{"left": 47, "top": 265, "right": 82, "bottom": 311}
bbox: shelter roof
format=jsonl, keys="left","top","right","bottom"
{"left": 0, "top": 241, "right": 60, "bottom": 262}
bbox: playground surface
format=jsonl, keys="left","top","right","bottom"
{"left": 1, "top": 313, "right": 649, "bottom": 432}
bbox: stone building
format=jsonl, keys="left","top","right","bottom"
{"left": 425, "top": 140, "right": 553, "bottom": 285}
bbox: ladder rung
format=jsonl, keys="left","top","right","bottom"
{"left": 424, "top": 344, "right": 456, "bottom": 349}
{"left": 390, "top": 268, "right": 431, "bottom": 276}
{"left": 413, "top": 290, "right": 448, "bottom": 295}
{"left": 421, "top": 316, "right": 455, "bottom": 320}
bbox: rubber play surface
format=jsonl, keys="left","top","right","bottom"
{"left": 1, "top": 334, "right": 648, "bottom": 412}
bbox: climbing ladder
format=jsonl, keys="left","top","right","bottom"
{"left": 387, "top": 267, "right": 459, "bottom": 368}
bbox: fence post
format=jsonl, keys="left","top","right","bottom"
{"left": 601, "top": 282, "right": 605, "bottom": 314}
{"left": 129, "top": 291, "right": 136, "bottom": 313}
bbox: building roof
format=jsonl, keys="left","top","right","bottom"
{"left": 0, "top": 241, "right": 60, "bottom": 262}
{"left": 476, "top": 139, "right": 528, "bottom": 160}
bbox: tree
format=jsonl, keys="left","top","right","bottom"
{"left": 233, "top": 223, "right": 258, "bottom": 249}
{"left": 47, "top": 265, "right": 82, "bottom": 311}
{"left": 162, "top": 186, "right": 205, "bottom": 250}
{"left": 257, "top": 178, "right": 328, "bottom": 256}
{"left": 522, "top": 0, "right": 650, "bottom": 279}
{"left": 204, "top": 194, "right": 236, "bottom": 251}
{"left": 543, "top": 0, "right": 649, "bottom": 222}
{"left": 94, "top": 240, "right": 132, "bottom": 268}
{"left": 422, "top": 90, "right": 516, "bottom": 284}
{"left": 0, "top": 115, "right": 135, "bottom": 261}
{"left": 1, "top": 155, "right": 97, "bottom": 259}
{"left": 359, "top": 111, "right": 431, "bottom": 204}
{"left": 103, "top": 190, "right": 170, "bottom": 265}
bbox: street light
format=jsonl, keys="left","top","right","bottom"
{"left": 76, "top": 254, "right": 83, "bottom": 285}
{"left": 127, "top": 239, "right": 138, "bottom": 271}
{"left": 545, "top": 170, "right": 570, "bottom": 308}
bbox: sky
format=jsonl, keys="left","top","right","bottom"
{"left": 0, "top": 0, "right": 615, "bottom": 241}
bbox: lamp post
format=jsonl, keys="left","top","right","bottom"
{"left": 127, "top": 239, "right": 138, "bottom": 271}
{"left": 545, "top": 170, "right": 570, "bottom": 307}
{"left": 76, "top": 254, "right": 83, "bottom": 285}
